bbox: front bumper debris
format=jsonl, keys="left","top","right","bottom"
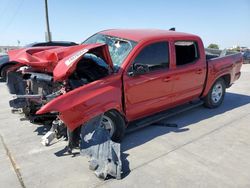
{"left": 80, "top": 115, "right": 122, "bottom": 180}
{"left": 41, "top": 119, "right": 67, "bottom": 146}
{"left": 9, "top": 95, "right": 42, "bottom": 109}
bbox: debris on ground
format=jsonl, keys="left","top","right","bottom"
{"left": 80, "top": 115, "right": 122, "bottom": 180}
{"left": 41, "top": 119, "right": 67, "bottom": 146}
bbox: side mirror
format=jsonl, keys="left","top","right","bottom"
{"left": 129, "top": 63, "right": 149, "bottom": 76}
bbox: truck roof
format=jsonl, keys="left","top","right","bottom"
{"left": 100, "top": 29, "right": 199, "bottom": 42}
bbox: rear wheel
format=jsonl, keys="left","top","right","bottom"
{"left": 204, "top": 78, "right": 226, "bottom": 108}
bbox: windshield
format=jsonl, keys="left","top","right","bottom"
{"left": 83, "top": 34, "right": 137, "bottom": 69}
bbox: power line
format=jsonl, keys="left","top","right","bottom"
{"left": 1, "top": 0, "right": 24, "bottom": 32}
{"left": 0, "top": 0, "right": 12, "bottom": 21}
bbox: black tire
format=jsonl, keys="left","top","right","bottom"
{"left": 204, "top": 78, "right": 226, "bottom": 108}
{"left": 103, "top": 110, "right": 126, "bottom": 143}
{"left": 0, "top": 64, "right": 13, "bottom": 81}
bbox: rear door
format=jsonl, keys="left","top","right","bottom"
{"left": 123, "top": 41, "right": 175, "bottom": 121}
{"left": 171, "top": 40, "right": 206, "bottom": 105}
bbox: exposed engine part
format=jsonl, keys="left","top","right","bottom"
{"left": 11, "top": 108, "right": 23, "bottom": 114}
{"left": 68, "top": 78, "right": 89, "bottom": 90}
{"left": 45, "top": 88, "right": 65, "bottom": 101}
{"left": 41, "top": 119, "right": 67, "bottom": 146}
{"left": 7, "top": 71, "right": 59, "bottom": 96}
{"left": 9, "top": 86, "right": 64, "bottom": 119}
{"left": 52, "top": 119, "right": 67, "bottom": 139}
{"left": 28, "top": 114, "right": 56, "bottom": 124}
{"left": 41, "top": 131, "right": 56, "bottom": 146}
{"left": 67, "top": 54, "right": 109, "bottom": 89}
{"left": 25, "top": 73, "right": 61, "bottom": 96}
{"left": 7, "top": 71, "right": 26, "bottom": 95}
{"left": 28, "top": 72, "right": 53, "bottom": 82}
{"left": 9, "top": 97, "right": 28, "bottom": 109}
{"left": 7, "top": 53, "right": 110, "bottom": 131}
{"left": 80, "top": 115, "right": 122, "bottom": 180}
{"left": 9, "top": 94, "right": 42, "bottom": 117}
{"left": 7, "top": 52, "right": 108, "bottom": 100}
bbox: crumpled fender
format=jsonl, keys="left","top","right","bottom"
{"left": 36, "top": 75, "right": 123, "bottom": 131}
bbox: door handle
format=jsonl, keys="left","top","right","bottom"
{"left": 195, "top": 69, "right": 202, "bottom": 74}
{"left": 163, "top": 76, "right": 172, "bottom": 82}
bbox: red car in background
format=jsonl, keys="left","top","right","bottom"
{"left": 0, "top": 41, "right": 77, "bottom": 80}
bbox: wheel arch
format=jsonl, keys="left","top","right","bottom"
{"left": 202, "top": 73, "right": 231, "bottom": 98}
{"left": 104, "top": 108, "right": 128, "bottom": 125}
{"left": 0, "top": 61, "right": 17, "bottom": 73}
{"left": 220, "top": 74, "right": 231, "bottom": 88}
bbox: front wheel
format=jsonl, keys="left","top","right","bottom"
{"left": 203, "top": 78, "right": 226, "bottom": 108}
{"left": 101, "top": 111, "right": 126, "bottom": 143}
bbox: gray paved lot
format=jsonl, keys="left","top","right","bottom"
{"left": 0, "top": 65, "right": 250, "bottom": 188}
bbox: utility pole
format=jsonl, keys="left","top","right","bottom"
{"left": 44, "top": 0, "right": 52, "bottom": 42}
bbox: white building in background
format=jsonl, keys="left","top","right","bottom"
{"left": 0, "top": 46, "right": 19, "bottom": 55}
{"left": 228, "top": 45, "right": 250, "bottom": 52}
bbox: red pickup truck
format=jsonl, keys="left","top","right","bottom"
{"left": 8, "top": 29, "right": 243, "bottom": 142}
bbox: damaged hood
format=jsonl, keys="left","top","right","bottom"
{"left": 8, "top": 44, "right": 113, "bottom": 77}
{"left": 53, "top": 43, "right": 113, "bottom": 81}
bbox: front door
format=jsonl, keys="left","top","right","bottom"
{"left": 123, "top": 41, "right": 174, "bottom": 121}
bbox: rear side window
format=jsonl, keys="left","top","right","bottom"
{"left": 134, "top": 42, "right": 169, "bottom": 72}
{"left": 175, "top": 41, "right": 199, "bottom": 66}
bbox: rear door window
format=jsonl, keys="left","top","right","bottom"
{"left": 175, "top": 41, "right": 199, "bottom": 66}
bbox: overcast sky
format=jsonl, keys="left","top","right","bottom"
{"left": 0, "top": 0, "right": 249, "bottom": 48}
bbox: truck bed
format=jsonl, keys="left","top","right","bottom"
{"left": 201, "top": 52, "right": 243, "bottom": 98}
{"left": 205, "top": 48, "right": 239, "bottom": 60}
